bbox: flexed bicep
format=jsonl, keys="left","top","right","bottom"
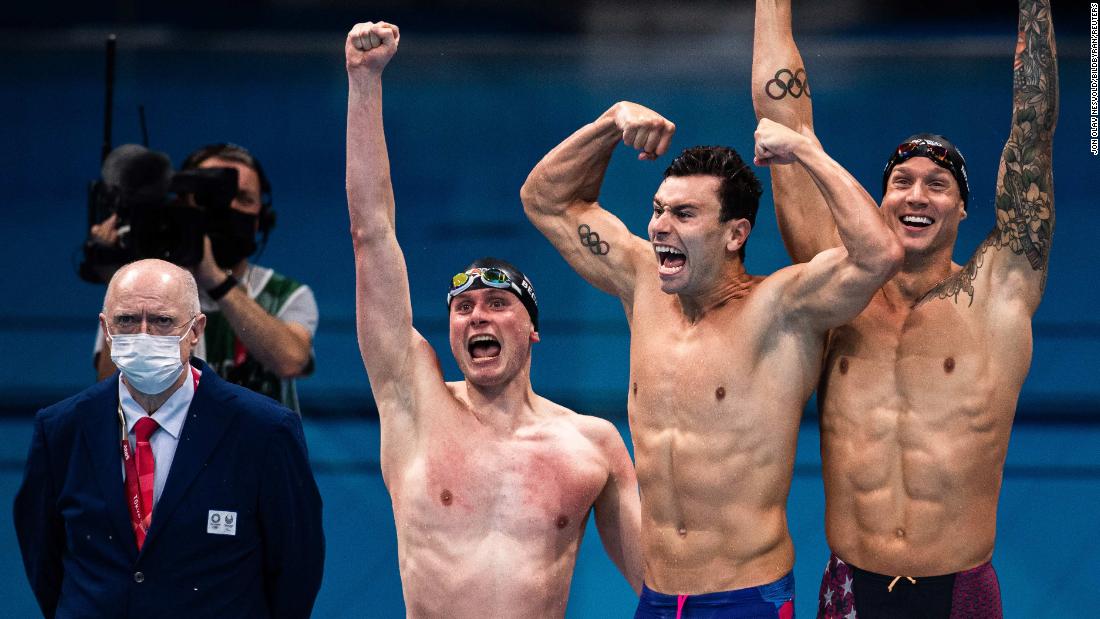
{"left": 522, "top": 102, "right": 673, "bottom": 302}
{"left": 529, "top": 197, "right": 651, "bottom": 301}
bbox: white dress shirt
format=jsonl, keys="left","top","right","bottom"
{"left": 118, "top": 367, "right": 200, "bottom": 509}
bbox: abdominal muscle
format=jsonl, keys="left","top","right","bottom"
{"left": 396, "top": 527, "right": 579, "bottom": 618}
{"left": 820, "top": 322, "right": 1023, "bottom": 576}
{"left": 632, "top": 411, "right": 798, "bottom": 594}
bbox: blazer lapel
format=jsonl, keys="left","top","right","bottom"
{"left": 79, "top": 378, "right": 137, "bottom": 559}
{"left": 142, "top": 369, "right": 237, "bottom": 549}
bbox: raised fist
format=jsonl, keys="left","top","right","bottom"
{"left": 609, "top": 101, "right": 676, "bottom": 161}
{"left": 753, "top": 118, "right": 810, "bottom": 166}
{"left": 346, "top": 21, "right": 400, "bottom": 74}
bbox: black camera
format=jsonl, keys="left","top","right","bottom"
{"left": 79, "top": 144, "right": 238, "bottom": 284}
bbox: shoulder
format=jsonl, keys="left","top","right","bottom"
{"left": 201, "top": 368, "right": 303, "bottom": 437}
{"left": 735, "top": 269, "right": 794, "bottom": 314}
{"left": 229, "top": 384, "right": 299, "bottom": 427}
{"left": 248, "top": 264, "right": 316, "bottom": 319}
{"left": 250, "top": 263, "right": 309, "bottom": 295}
{"left": 36, "top": 378, "right": 115, "bottom": 430}
{"left": 761, "top": 248, "right": 847, "bottom": 291}
{"left": 541, "top": 398, "right": 626, "bottom": 454}
{"left": 752, "top": 248, "right": 849, "bottom": 309}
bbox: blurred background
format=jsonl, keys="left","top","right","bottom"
{"left": 1, "top": 0, "right": 1095, "bottom": 616}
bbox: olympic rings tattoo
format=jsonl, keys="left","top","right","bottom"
{"left": 765, "top": 68, "right": 810, "bottom": 100}
{"left": 577, "top": 224, "right": 610, "bottom": 256}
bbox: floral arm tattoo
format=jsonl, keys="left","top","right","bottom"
{"left": 925, "top": 0, "right": 1058, "bottom": 306}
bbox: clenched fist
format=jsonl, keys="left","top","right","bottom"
{"left": 753, "top": 118, "right": 811, "bottom": 166}
{"left": 346, "top": 21, "right": 400, "bottom": 75}
{"left": 609, "top": 101, "right": 676, "bottom": 161}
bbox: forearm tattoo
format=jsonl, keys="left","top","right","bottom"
{"left": 996, "top": 0, "right": 1057, "bottom": 273}
{"left": 578, "top": 224, "right": 610, "bottom": 255}
{"left": 764, "top": 68, "right": 810, "bottom": 100}
{"left": 924, "top": 0, "right": 1057, "bottom": 305}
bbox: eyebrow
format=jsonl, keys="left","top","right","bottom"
{"left": 653, "top": 199, "right": 699, "bottom": 210}
{"left": 109, "top": 309, "right": 178, "bottom": 318}
{"left": 454, "top": 291, "right": 514, "bottom": 303}
{"left": 892, "top": 167, "right": 952, "bottom": 180}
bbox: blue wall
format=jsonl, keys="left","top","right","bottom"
{"left": 1, "top": 29, "right": 1095, "bottom": 416}
{"left": 1, "top": 12, "right": 1098, "bottom": 619}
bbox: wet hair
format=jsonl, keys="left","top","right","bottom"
{"left": 448, "top": 257, "right": 539, "bottom": 331}
{"left": 663, "top": 146, "right": 763, "bottom": 261}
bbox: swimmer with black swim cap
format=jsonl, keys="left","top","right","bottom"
{"left": 882, "top": 133, "right": 970, "bottom": 209}
{"left": 346, "top": 20, "right": 642, "bottom": 619}
{"left": 447, "top": 257, "right": 539, "bottom": 331}
{"left": 753, "top": 0, "right": 1058, "bottom": 615}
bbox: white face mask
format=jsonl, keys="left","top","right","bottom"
{"left": 108, "top": 319, "right": 195, "bottom": 395}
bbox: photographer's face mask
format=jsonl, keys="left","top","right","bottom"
{"left": 208, "top": 210, "right": 258, "bottom": 269}
{"left": 108, "top": 318, "right": 196, "bottom": 395}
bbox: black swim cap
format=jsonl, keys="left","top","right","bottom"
{"left": 882, "top": 133, "right": 970, "bottom": 209}
{"left": 446, "top": 257, "right": 539, "bottom": 331}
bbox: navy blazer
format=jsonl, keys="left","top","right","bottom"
{"left": 13, "top": 359, "right": 325, "bottom": 619}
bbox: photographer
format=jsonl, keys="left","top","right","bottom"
{"left": 92, "top": 143, "right": 317, "bottom": 412}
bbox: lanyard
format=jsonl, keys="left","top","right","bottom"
{"left": 119, "top": 402, "right": 150, "bottom": 544}
{"left": 117, "top": 367, "right": 201, "bottom": 547}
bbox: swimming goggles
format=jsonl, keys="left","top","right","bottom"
{"left": 888, "top": 139, "right": 963, "bottom": 180}
{"left": 447, "top": 267, "right": 523, "bottom": 303}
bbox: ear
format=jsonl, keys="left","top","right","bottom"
{"left": 190, "top": 314, "right": 207, "bottom": 345}
{"left": 529, "top": 329, "right": 540, "bottom": 344}
{"left": 725, "top": 219, "right": 751, "bottom": 254}
{"left": 959, "top": 204, "right": 968, "bottom": 221}
{"left": 99, "top": 313, "right": 110, "bottom": 340}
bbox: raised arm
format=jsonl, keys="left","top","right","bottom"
{"left": 346, "top": 22, "right": 435, "bottom": 398}
{"left": 520, "top": 102, "right": 674, "bottom": 305}
{"left": 945, "top": 0, "right": 1057, "bottom": 314}
{"left": 755, "top": 119, "right": 902, "bottom": 329}
{"left": 752, "top": 0, "right": 839, "bottom": 263}
{"left": 591, "top": 422, "right": 643, "bottom": 594}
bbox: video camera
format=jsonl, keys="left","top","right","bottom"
{"left": 79, "top": 144, "right": 239, "bottom": 284}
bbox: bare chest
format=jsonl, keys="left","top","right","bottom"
{"left": 391, "top": 430, "right": 607, "bottom": 538}
{"left": 629, "top": 303, "right": 756, "bottom": 413}
{"left": 628, "top": 296, "right": 812, "bottom": 433}
{"left": 824, "top": 294, "right": 1029, "bottom": 424}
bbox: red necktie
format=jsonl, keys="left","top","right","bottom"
{"left": 132, "top": 416, "right": 159, "bottom": 548}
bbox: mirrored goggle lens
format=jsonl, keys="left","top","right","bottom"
{"left": 449, "top": 268, "right": 515, "bottom": 305}
{"left": 896, "top": 142, "right": 949, "bottom": 165}
{"left": 479, "top": 268, "right": 510, "bottom": 285}
{"left": 451, "top": 272, "right": 471, "bottom": 289}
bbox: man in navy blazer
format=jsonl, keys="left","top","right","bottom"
{"left": 14, "top": 259, "right": 324, "bottom": 619}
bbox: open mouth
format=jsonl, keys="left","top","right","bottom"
{"left": 655, "top": 244, "right": 686, "bottom": 275}
{"left": 900, "top": 214, "right": 935, "bottom": 229}
{"left": 468, "top": 334, "right": 501, "bottom": 359}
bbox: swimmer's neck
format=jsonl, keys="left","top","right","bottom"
{"left": 457, "top": 372, "right": 540, "bottom": 433}
{"left": 890, "top": 247, "right": 958, "bottom": 303}
{"left": 676, "top": 268, "right": 755, "bottom": 323}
